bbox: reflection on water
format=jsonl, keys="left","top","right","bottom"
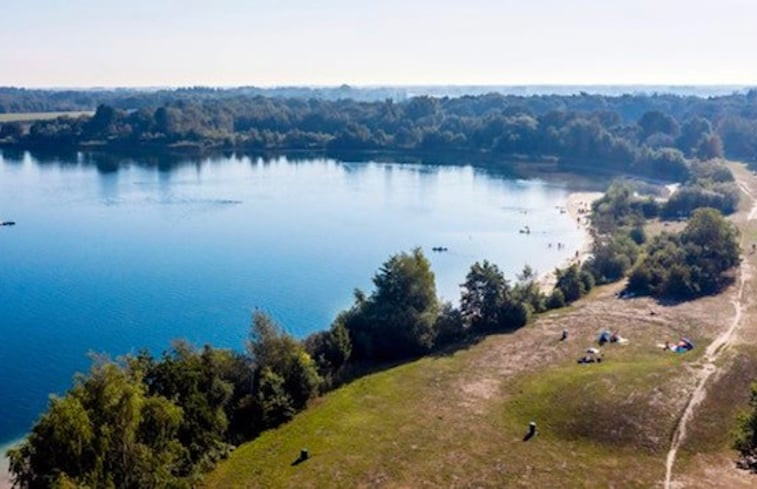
{"left": 0, "top": 149, "right": 587, "bottom": 445}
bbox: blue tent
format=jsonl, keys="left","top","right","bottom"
{"left": 598, "top": 330, "right": 612, "bottom": 345}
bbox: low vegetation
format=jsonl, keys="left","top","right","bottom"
{"left": 734, "top": 383, "right": 757, "bottom": 472}
{"left": 628, "top": 208, "right": 740, "bottom": 298}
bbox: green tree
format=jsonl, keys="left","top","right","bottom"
{"left": 681, "top": 207, "right": 740, "bottom": 293}
{"left": 343, "top": 248, "right": 439, "bottom": 361}
{"left": 734, "top": 382, "right": 757, "bottom": 469}
{"left": 584, "top": 233, "right": 640, "bottom": 284}
{"left": 9, "top": 360, "right": 188, "bottom": 489}
{"left": 554, "top": 264, "right": 592, "bottom": 303}
{"left": 628, "top": 208, "right": 740, "bottom": 298}
{"left": 513, "top": 265, "right": 547, "bottom": 313}
{"left": 460, "top": 260, "right": 509, "bottom": 332}
{"left": 248, "top": 311, "right": 322, "bottom": 413}
{"left": 460, "top": 260, "right": 530, "bottom": 333}
{"left": 142, "top": 343, "right": 233, "bottom": 470}
{"left": 303, "top": 319, "right": 352, "bottom": 384}
{"left": 638, "top": 110, "right": 679, "bottom": 139}
{"left": 676, "top": 116, "right": 713, "bottom": 156}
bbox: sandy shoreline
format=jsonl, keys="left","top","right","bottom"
{"left": 0, "top": 440, "right": 17, "bottom": 489}
{"left": 539, "top": 191, "right": 603, "bottom": 292}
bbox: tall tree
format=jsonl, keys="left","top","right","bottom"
{"left": 344, "top": 248, "right": 439, "bottom": 361}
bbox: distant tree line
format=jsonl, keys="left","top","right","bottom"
{"left": 5, "top": 88, "right": 757, "bottom": 159}
{"left": 0, "top": 86, "right": 407, "bottom": 113}
{"left": 4, "top": 90, "right": 752, "bottom": 181}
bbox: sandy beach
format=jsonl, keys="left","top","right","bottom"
{"left": 0, "top": 441, "right": 15, "bottom": 489}
{"left": 539, "top": 191, "right": 603, "bottom": 292}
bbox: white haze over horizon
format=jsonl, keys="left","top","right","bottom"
{"left": 2, "top": 0, "right": 757, "bottom": 88}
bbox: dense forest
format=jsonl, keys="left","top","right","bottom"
{"left": 5, "top": 89, "right": 757, "bottom": 182}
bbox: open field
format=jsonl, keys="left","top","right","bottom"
{"left": 0, "top": 111, "right": 92, "bottom": 122}
{"left": 204, "top": 166, "right": 757, "bottom": 488}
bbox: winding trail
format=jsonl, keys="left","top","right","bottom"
{"left": 663, "top": 171, "right": 756, "bottom": 489}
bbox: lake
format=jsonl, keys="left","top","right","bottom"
{"left": 0, "top": 151, "right": 586, "bottom": 445}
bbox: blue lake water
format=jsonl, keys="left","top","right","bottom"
{"left": 0, "top": 151, "right": 585, "bottom": 445}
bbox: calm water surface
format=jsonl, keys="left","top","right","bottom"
{"left": 0, "top": 152, "right": 584, "bottom": 444}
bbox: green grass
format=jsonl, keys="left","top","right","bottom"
{"left": 678, "top": 347, "right": 757, "bottom": 458}
{"left": 507, "top": 355, "right": 682, "bottom": 448}
{"left": 205, "top": 354, "right": 469, "bottom": 488}
{"left": 0, "top": 111, "right": 92, "bottom": 122}
{"left": 204, "top": 332, "right": 698, "bottom": 488}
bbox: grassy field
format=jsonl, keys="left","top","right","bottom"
{"left": 204, "top": 164, "right": 757, "bottom": 488}
{"left": 0, "top": 111, "right": 92, "bottom": 122}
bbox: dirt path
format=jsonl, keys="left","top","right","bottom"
{"left": 663, "top": 171, "right": 757, "bottom": 489}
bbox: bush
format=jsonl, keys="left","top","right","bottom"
{"left": 628, "top": 208, "right": 740, "bottom": 298}
{"left": 248, "top": 312, "right": 322, "bottom": 411}
{"left": 629, "top": 226, "right": 646, "bottom": 245}
{"left": 628, "top": 264, "right": 654, "bottom": 295}
{"left": 547, "top": 288, "right": 566, "bottom": 309}
{"left": 303, "top": 320, "right": 352, "bottom": 384}
{"left": 734, "top": 382, "right": 757, "bottom": 471}
{"left": 512, "top": 265, "right": 547, "bottom": 313}
{"left": 433, "top": 302, "right": 466, "bottom": 347}
{"left": 502, "top": 301, "right": 531, "bottom": 328}
{"left": 662, "top": 182, "right": 739, "bottom": 218}
{"left": 584, "top": 233, "right": 640, "bottom": 284}
{"left": 554, "top": 264, "right": 591, "bottom": 303}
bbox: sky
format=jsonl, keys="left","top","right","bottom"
{"left": 1, "top": 0, "right": 757, "bottom": 87}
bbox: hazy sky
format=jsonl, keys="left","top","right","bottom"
{"left": 2, "top": 0, "right": 756, "bottom": 87}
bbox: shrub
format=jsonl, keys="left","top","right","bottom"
{"left": 734, "top": 382, "right": 757, "bottom": 471}
{"left": 433, "top": 302, "right": 466, "bottom": 347}
{"left": 547, "top": 288, "right": 566, "bottom": 309}
{"left": 628, "top": 208, "right": 740, "bottom": 298}
{"left": 584, "top": 233, "right": 640, "bottom": 284}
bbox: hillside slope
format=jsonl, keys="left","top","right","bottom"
{"left": 204, "top": 164, "right": 757, "bottom": 489}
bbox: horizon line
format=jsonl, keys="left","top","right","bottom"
{"left": 2, "top": 83, "right": 756, "bottom": 91}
